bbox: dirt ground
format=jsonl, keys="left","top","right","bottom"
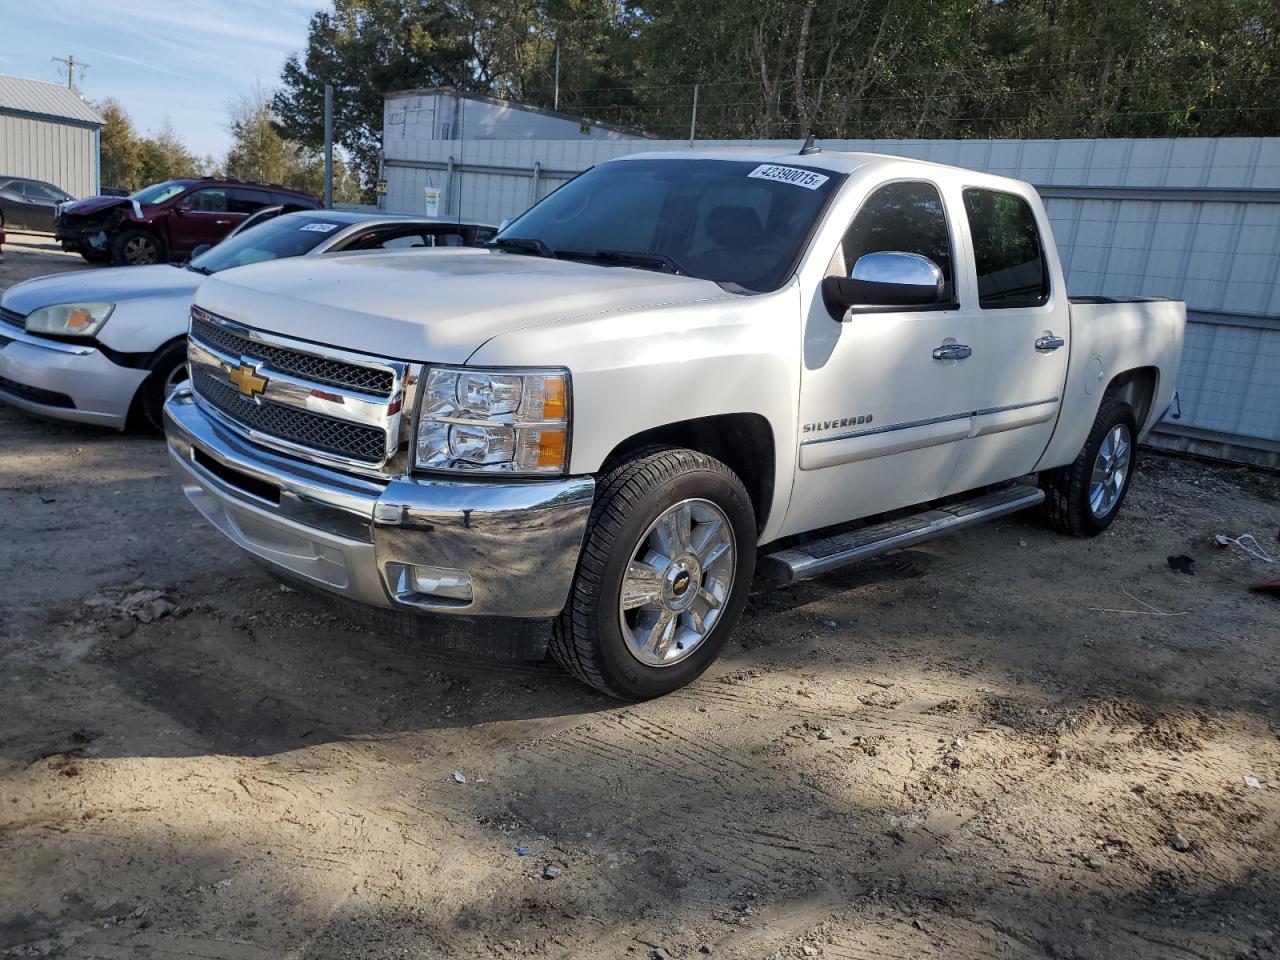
{"left": 0, "top": 231, "right": 91, "bottom": 286}
{"left": 2, "top": 248, "right": 1279, "bottom": 959}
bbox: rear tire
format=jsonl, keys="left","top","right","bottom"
{"left": 1039, "top": 399, "right": 1137, "bottom": 537}
{"left": 112, "top": 228, "right": 164, "bottom": 266}
{"left": 137, "top": 340, "right": 189, "bottom": 432}
{"left": 552, "top": 448, "right": 757, "bottom": 700}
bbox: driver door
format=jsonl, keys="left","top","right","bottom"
{"left": 784, "top": 180, "right": 977, "bottom": 537}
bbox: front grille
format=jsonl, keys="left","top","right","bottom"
{"left": 190, "top": 313, "right": 394, "bottom": 398}
{"left": 0, "top": 374, "right": 75, "bottom": 408}
{"left": 193, "top": 370, "right": 387, "bottom": 463}
{"left": 0, "top": 307, "right": 24, "bottom": 330}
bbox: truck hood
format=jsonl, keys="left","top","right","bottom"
{"left": 193, "top": 249, "right": 732, "bottom": 364}
{"left": 1, "top": 264, "right": 199, "bottom": 316}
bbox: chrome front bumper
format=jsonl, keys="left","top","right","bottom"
{"left": 164, "top": 388, "right": 595, "bottom": 619}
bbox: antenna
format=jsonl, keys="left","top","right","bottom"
{"left": 52, "top": 54, "right": 90, "bottom": 91}
{"left": 799, "top": 134, "right": 820, "bottom": 156}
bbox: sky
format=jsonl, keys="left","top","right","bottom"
{"left": 2, "top": 0, "right": 322, "bottom": 158}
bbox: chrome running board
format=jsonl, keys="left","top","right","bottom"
{"left": 759, "top": 484, "right": 1044, "bottom": 587}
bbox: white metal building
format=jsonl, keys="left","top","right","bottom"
{"left": 0, "top": 74, "right": 102, "bottom": 198}
{"left": 381, "top": 130, "right": 1280, "bottom": 466}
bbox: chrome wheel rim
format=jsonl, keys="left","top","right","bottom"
{"left": 1089, "top": 423, "right": 1131, "bottom": 518}
{"left": 163, "top": 362, "right": 189, "bottom": 398}
{"left": 125, "top": 237, "right": 156, "bottom": 264}
{"left": 618, "top": 498, "right": 736, "bottom": 668}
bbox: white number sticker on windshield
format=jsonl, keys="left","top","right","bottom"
{"left": 747, "top": 164, "right": 829, "bottom": 190}
{"left": 299, "top": 222, "right": 340, "bottom": 233}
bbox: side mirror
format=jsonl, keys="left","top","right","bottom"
{"left": 174, "top": 203, "right": 190, "bottom": 215}
{"left": 822, "top": 251, "right": 945, "bottom": 319}
{"left": 190, "top": 244, "right": 212, "bottom": 259}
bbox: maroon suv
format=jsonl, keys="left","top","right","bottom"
{"left": 55, "top": 177, "right": 322, "bottom": 266}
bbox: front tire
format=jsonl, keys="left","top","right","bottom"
{"left": 552, "top": 448, "right": 757, "bottom": 700}
{"left": 1039, "top": 399, "right": 1137, "bottom": 536}
{"left": 136, "top": 340, "right": 189, "bottom": 432}
{"left": 112, "top": 229, "right": 164, "bottom": 266}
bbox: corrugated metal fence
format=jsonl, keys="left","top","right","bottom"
{"left": 382, "top": 136, "right": 1280, "bottom": 466}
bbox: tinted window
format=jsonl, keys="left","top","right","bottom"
{"left": 499, "top": 159, "right": 841, "bottom": 292}
{"left": 189, "top": 214, "right": 344, "bottom": 273}
{"left": 272, "top": 192, "right": 317, "bottom": 210}
{"left": 370, "top": 232, "right": 430, "bottom": 249}
{"left": 23, "top": 182, "right": 67, "bottom": 201}
{"left": 187, "top": 189, "right": 228, "bottom": 212}
{"left": 228, "top": 188, "right": 271, "bottom": 214}
{"left": 963, "top": 189, "right": 1049, "bottom": 308}
{"left": 838, "top": 181, "right": 954, "bottom": 300}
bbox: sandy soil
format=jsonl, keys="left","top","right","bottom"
{"left": 0, "top": 231, "right": 91, "bottom": 287}
{"left": 1, "top": 249, "right": 1279, "bottom": 959}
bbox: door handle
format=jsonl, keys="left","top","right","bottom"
{"left": 1035, "top": 335, "right": 1065, "bottom": 352}
{"left": 932, "top": 343, "right": 973, "bottom": 361}
{"left": 215, "top": 220, "right": 230, "bottom": 226}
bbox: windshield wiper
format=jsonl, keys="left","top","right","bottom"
{"left": 185, "top": 263, "right": 212, "bottom": 275}
{"left": 582, "top": 249, "right": 687, "bottom": 276}
{"left": 490, "top": 236, "right": 556, "bottom": 258}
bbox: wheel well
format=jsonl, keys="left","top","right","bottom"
{"left": 148, "top": 335, "right": 188, "bottom": 369}
{"left": 601, "top": 413, "right": 776, "bottom": 533}
{"left": 1102, "top": 367, "right": 1158, "bottom": 428}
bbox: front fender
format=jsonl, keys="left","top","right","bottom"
{"left": 467, "top": 286, "right": 802, "bottom": 544}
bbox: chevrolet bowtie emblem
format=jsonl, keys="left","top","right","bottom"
{"left": 228, "top": 361, "right": 269, "bottom": 400}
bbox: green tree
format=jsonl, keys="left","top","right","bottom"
{"left": 226, "top": 85, "right": 365, "bottom": 202}
{"left": 136, "top": 120, "right": 203, "bottom": 184}
{"left": 276, "top": 0, "right": 1279, "bottom": 174}
{"left": 96, "top": 98, "right": 144, "bottom": 191}
{"left": 274, "top": 0, "right": 476, "bottom": 194}
{"left": 274, "top": 0, "right": 635, "bottom": 192}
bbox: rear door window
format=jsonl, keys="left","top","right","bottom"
{"left": 187, "top": 189, "right": 228, "bottom": 212}
{"left": 228, "top": 189, "right": 271, "bottom": 214}
{"left": 962, "top": 189, "right": 1049, "bottom": 308}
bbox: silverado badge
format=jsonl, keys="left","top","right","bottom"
{"left": 228, "top": 361, "right": 269, "bottom": 400}
{"left": 803, "top": 414, "right": 873, "bottom": 433}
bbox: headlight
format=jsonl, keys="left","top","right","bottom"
{"left": 24, "top": 302, "right": 115, "bottom": 337}
{"left": 415, "top": 366, "right": 570, "bottom": 475}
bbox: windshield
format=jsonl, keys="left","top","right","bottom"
{"left": 189, "top": 214, "right": 347, "bottom": 274}
{"left": 495, "top": 158, "right": 841, "bottom": 292}
{"left": 131, "top": 181, "right": 189, "bottom": 205}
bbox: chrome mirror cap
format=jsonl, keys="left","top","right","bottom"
{"left": 822, "top": 250, "right": 947, "bottom": 317}
{"left": 850, "top": 251, "right": 943, "bottom": 288}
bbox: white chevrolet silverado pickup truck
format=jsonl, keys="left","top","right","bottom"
{"left": 163, "top": 146, "right": 1185, "bottom": 699}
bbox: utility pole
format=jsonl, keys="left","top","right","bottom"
{"left": 689, "top": 84, "right": 699, "bottom": 146}
{"left": 554, "top": 44, "right": 560, "bottom": 111}
{"left": 52, "top": 54, "right": 89, "bottom": 91}
{"left": 323, "top": 84, "right": 334, "bottom": 209}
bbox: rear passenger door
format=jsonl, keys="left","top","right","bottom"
{"left": 942, "top": 187, "right": 1071, "bottom": 495}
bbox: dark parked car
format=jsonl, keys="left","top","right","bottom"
{"left": 54, "top": 177, "right": 321, "bottom": 266}
{"left": 0, "top": 177, "right": 75, "bottom": 233}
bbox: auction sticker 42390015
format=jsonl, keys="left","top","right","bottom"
{"left": 747, "top": 164, "right": 830, "bottom": 189}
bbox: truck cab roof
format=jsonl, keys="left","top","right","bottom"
{"left": 607, "top": 146, "right": 1035, "bottom": 192}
